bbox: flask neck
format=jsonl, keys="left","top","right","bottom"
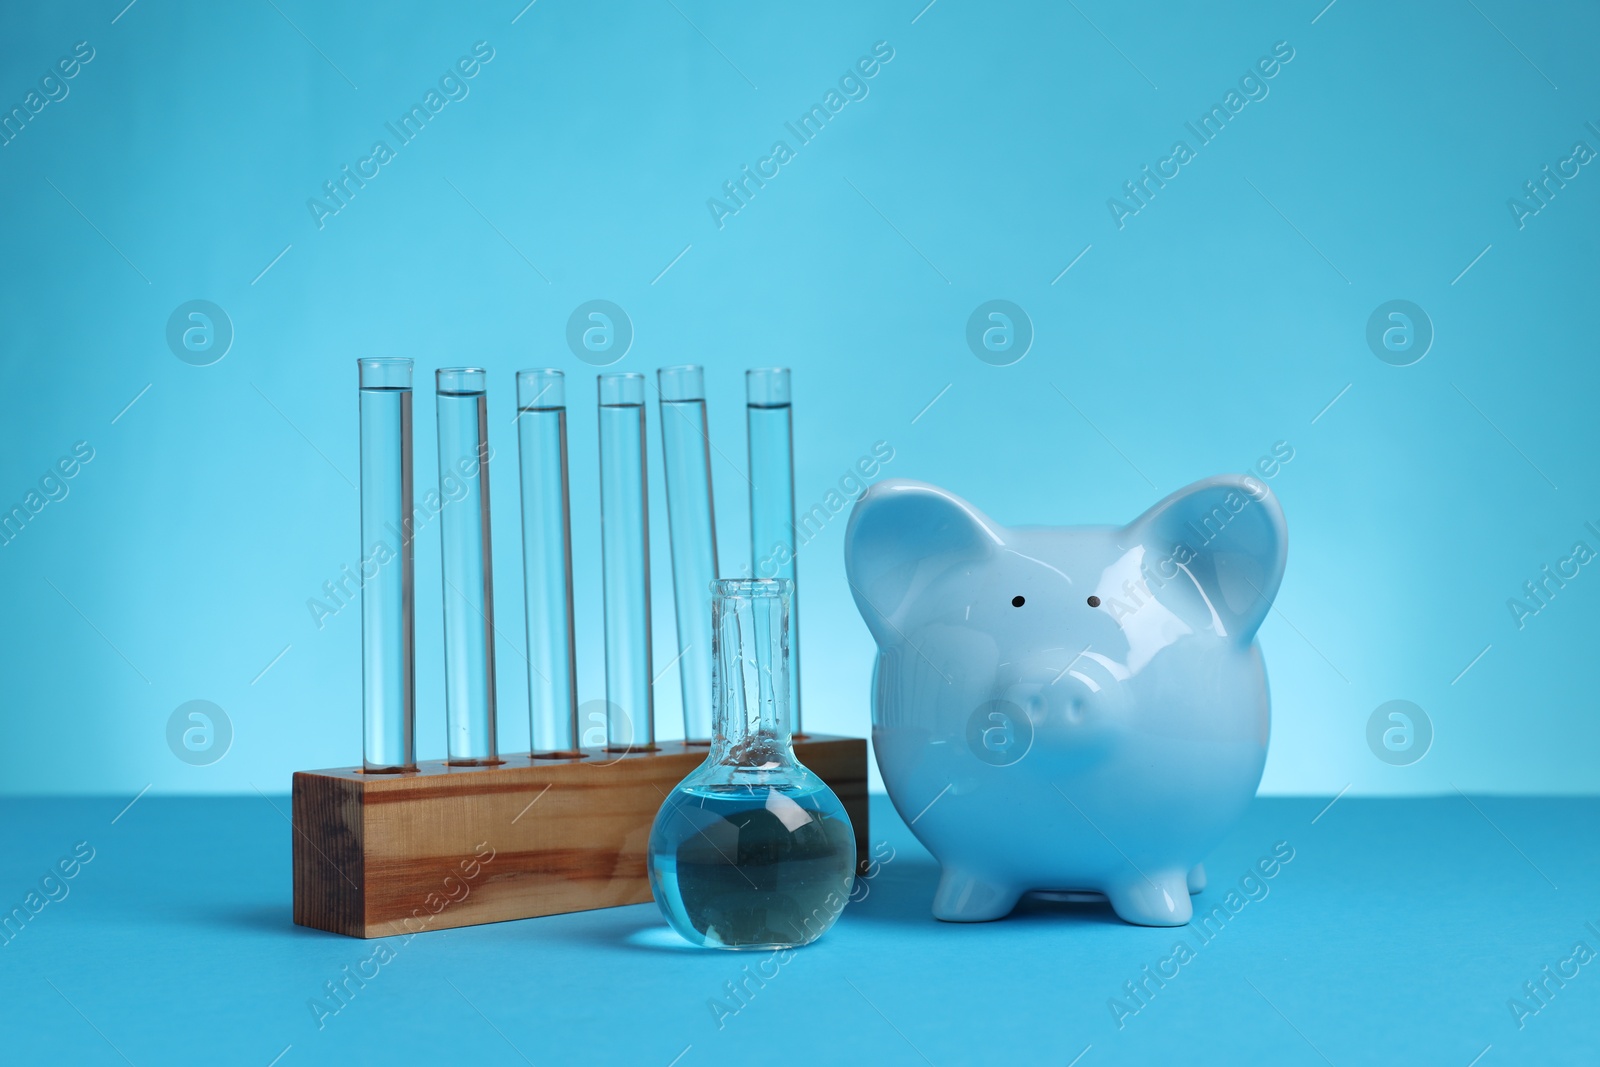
{"left": 708, "top": 580, "right": 797, "bottom": 774}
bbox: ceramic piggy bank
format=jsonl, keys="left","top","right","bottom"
{"left": 844, "top": 476, "right": 1287, "bottom": 926}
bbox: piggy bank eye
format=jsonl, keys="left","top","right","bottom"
{"left": 1087, "top": 595, "right": 1102, "bottom": 608}
{"left": 1011, "top": 595, "right": 1025, "bottom": 607}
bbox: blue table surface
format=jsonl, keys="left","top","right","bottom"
{"left": 1, "top": 793, "right": 1595, "bottom": 1066}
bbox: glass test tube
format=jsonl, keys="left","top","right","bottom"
{"left": 746, "top": 368, "right": 803, "bottom": 737}
{"left": 516, "top": 369, "right": 582, "bottom": 756}
{"left": 598, "top": 372, "right": 654, "bottom": 751}
{"left": 657, "top": 366, "right": 719, "bottom": 743}
{"left": 436, "top": 368, "right": 498, "bottom": 764}
{"left": 358, "top": 358, "right": 416, "bottom": 772}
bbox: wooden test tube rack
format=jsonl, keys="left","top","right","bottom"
{"left": 292, "top": 735, "right": 869, "bottom": 938}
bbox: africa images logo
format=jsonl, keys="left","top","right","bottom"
{"left": 705, "top": 41, "right": 896, "bottom": 230}
{"left": 1106, "top": 41, "right": 1296, "bottom": 229}
{"left": 306, "top": 42, "right": 496, "bottom": 230}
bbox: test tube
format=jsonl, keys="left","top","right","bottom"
{"left": 746, "top": 368, "right": 803, "bottom": 737}
{"left": 357, "top": 357, "right": 415, "bottom": 772}
{"left": 516, "top": 369, "right": 582, "bottom": 757}
{"left": 436, "top": 367, "right": 498, "bottom": 765}
{"left": 598, "top": 372, "right": 654, "bottom": 751}
{"left": 657, "top": 365, "right": 719, "bottom": 743}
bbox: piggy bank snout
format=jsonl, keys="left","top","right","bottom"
{"left": 1001, "top": 646, "right": 1111, "bottom": 704}
{"left": 997, "top": 680, "right": 1096, "bottom": 735}
{"left": 985, "top": 643, "right": 1134, "bottom": 751}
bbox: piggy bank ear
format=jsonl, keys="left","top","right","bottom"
{"left": 844, "top": 480, "right": 1002, "bottom": 644}
{"left": 1120, "top": 475, "right": 1288, "bottom": 645}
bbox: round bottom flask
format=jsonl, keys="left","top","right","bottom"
{"left": 648, "top": 579, "right": 855, "bottom": 950}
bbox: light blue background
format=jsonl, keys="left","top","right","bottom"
{"left": 2, "top": 0, "right": 1596, "bottom": 796}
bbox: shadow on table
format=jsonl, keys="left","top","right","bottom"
{"left": 844, "top": 856, "right": 1131, "bottom": 928}
{"left": 195, "top": 903, "right": 339, "bottom": 939}
{"left": 498, "top": 907, "right": 715, "bottom": 956}
{"left": 448, "top": 855, "right": 1133, "bottom": 954}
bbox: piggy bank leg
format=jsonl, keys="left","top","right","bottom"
{"left": 931, "top": 866, "right": 1021, "bottom": 922}
{"left": 1187, "top": 863, "right": 1206, "bottom": 894}
{"left": 1106, "top": 869, "right": 1193, "bottom": 926}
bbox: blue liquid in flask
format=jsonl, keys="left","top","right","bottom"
{"left": 648, "top": 578, "right": 854, "bottom": 949}
{"left": 650, "top": 781, "right": 856, "bottom": 949}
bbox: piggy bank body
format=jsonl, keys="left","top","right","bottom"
{"left": 844, "top": 476, "right": 1287, "bottom": 926}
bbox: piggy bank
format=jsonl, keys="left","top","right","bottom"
{"left": 844, "top": 476, "right": 1287, "bottom": 926}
